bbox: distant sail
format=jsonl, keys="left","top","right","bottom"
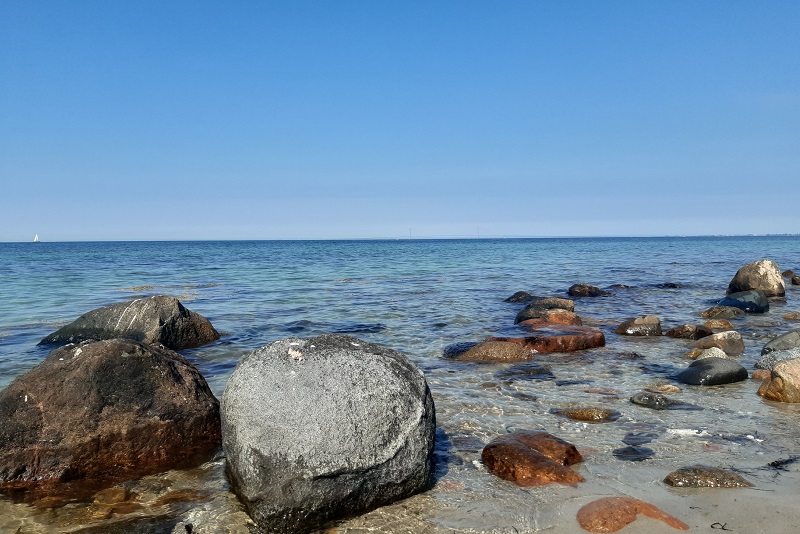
{"left": 33, "top": 234, "right": 40, "bottom": 242}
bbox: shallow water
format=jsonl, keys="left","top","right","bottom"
{"left": 1, "top": 237, "right": 799, "bottom": 533}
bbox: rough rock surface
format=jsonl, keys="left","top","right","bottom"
{"left": 677, "top": 357, "right": 748, "bottom": 386}
{"left": 703, "top": 319, "right": 734, "bottom": 331}
{"left": 615, "top": 316, "right": 662, "bottom": 336}
{"left": 700, "top": 306, "right": 744, "bottom": 320}
{"left": 758, "top": 358, "right": 800, "bottom": 403}
{"left": 665, "top": 324, "right": 713, "bottom": 340}
{"left": 517, "top": 309, "right": 582, "bottom": 326}
{"left": 39, "top": 296, "right": 219, "bottom": 350}
{"left": 793, "top": 276, "right": 800, "bottom": 286}
{"left": 504, "top": 291, "right": 537, "bottom": 303}
{"left": 576, "top": 497, "right": 689, "bottom": 532}
{"left": 481, "top": 430, "right": 583, "bottom": 487}
{"left": 690, "top": 331, "right": 744, "bottom": 356}
{"left": 761, "top": 329, "right": 800, "bottom": 355}
{"left": 514, "top": 297, "right": 575, "bottom": 323}
{"left": 0, "top": 339, "right": 221, "bottom": 500}
{"left": 664, "top": 466, "right": 753, "bottom": 488}
{"left": 718, "top": 290, "right": 769, "bottom": 314}
{"left": 568, "top": 283, "right": 612, "bottom": 297}
{"left": 488, "top": 325, "right": 605, "bottom": 353}
{"left": 688, "top": 347, "right": 733, "bottom": 361}
{"left": 450, "top": 341, "right": 533, "bottom": 362}
{"left": 727, "top": 259, "right": 785, "bottom": 297}
{"left": 755, "top": 348, "right": 800, "bottom": 370}
{"left": 550, "top": 407, "right": 620, "bottom": 423}
{"left": 221, "top": 334, "right": 435, "bottom": 533}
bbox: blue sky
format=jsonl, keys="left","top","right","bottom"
{"left": 1, "top": 1, "right": 798, "bottom": 241}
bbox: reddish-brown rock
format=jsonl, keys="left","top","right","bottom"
{"left": 0, "top": 339, "right": 221, "bottom": 501}
{"left": 489, "top": 325, "right": 605, "bottom": 353}
{"left": 576, "top": 496, "right": 689, "bottom": 532}
{"left": 453, "top": 341, "right": 534, "bottom": 362}
{"left": 665, "top": 324, "right": 713, "bottom": 340}
{"left": 481, "top": 430, "right": 583, "bottom": 487}
{"left": 518, "top": 309, "right": 582, "bottom": 326}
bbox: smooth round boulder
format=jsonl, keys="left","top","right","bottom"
{"left": 690, "top": 331, "right": 744, "bottom": 356}
{"left": 758, "top": 358, "right": 800, "bottom": 403}
{"left": 755, "top": 348, "right": 800, "bottom": 370}
{"left": 727, "top": 259, "right": 785, "bottom": 297}
{"left": 221, "top": 334, "right": 435, "bottom": 534}
{"left": 718, "top": 290, "right": 769, "bottom": 314}
{"left": 568, "top": 283, "right": 612, "bottom": 297}
{"left": 761, "top": 329, "right": 800, "bottom": 355}
{"left": 615, "top": 316, "right": 662, "bottom": 336}
{"left": 0, "top": 339, "right": 221, "bottom": 500}
{"left": 39, "top": 295, "right": 220, "bottom": 350}
{"left": 677, "top": 357, "right": 748, "bottom": 386}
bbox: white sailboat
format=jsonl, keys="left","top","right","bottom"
{"left": 33, "top": 234, "right": 40, "bottom": 243}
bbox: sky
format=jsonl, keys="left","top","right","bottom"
{"left": 1, "top": 1, "right": 798, "bottom": 241}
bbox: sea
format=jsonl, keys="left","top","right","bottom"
{"left": 1, "top": 236, "right": 799, "bottom": 533}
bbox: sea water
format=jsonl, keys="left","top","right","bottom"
{"left": 0, "top": 237, "right": 799, "bottom": 533}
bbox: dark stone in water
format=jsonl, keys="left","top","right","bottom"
{"left": 665, "top": 324, "right": 714, "bottom": 340}
{"left": 495, "top": 362, "right": 555, "bottom": 383}
{"left": 700, "top": 306, "right": 744, "bottom": 319}
{"left": 442, "top": 341, "right": 480, "bottom": 358}
{"left": 568, "top": 283, "right": 613, "bottom": 297}
{"left": 630, "top": 391, "right": 702, "bottom": 410}
{"left": 718, "top": 290, "right": 769, "bottom": 314}
{"left": 622, "top": 432, "right": 658, "bottom": 446}
{"left": 761, "top": 329, "right": 800, "bottom": 356}
{"left": 285, "top": 319, "right": 315, "bottom": 333}
{"left": 613, "top": 446, "right": 653, "bottom": 462}
{"left": 655, "top": 282, "right": 682, "bottom": 289}
{"left": 555, "top": 379, "right": 593, "bottom": 387}
{"left": 676, "top": 357, "right": 749, "bottom": 386}
{"left": 505, "top": 291, "right": 536, "bottom": 303}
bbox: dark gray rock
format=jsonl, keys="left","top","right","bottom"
{"left": 718, "top": 290, "right": 769, "bottom": 314}
{"left": 630, "top": 391, "right": 702, "bottom": 410}
{"left": 727, "top": 259, "right": 785, "bottom": 297}
{"left": 505, "top": 291, "right": 536, "bottom": 303}
{"left": 221, "top": 334, "right": 435, "bottom": 534}
{"left": 761, "top": 329, "right": 800, "bottom": 355}
{"left": 754, "top": 348, "right": 800, "bottom": 370}
{"left": 568, "top": 283, "right": 612, "bottom": 297}
{"left": 793, "top": 276, "right": 800, "bottom": 286}
{"left": 782, "top": 269, "right": 796, "bottom": 278}
{"left": 665, "top": 324, "right": 713, "bottom": 340}
{"left": 677, "top": 357, "right": 748, "bottom": 386}
{"left": 615, "top": 316, "right": 662, "bottom": 336}
{"left": 39, "top": 295, "right": 219, "bottom": 350}
{"left": 664, "top": 466, "right": 752, "bottom": 488}
{"left": 0, "top": 339, "right": 221, "bottom": 501}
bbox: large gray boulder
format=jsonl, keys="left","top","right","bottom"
{"left": 39, "top": 295, "right": 220, "bottom": 350}
{"left": 221, "top": 334, "right": 436, "bottom": 533}
{"left": 761, "top": 329, "right": 800, "bottom": 355}
{"left": 727, "top": 259, "right": 785, "bottom": 297}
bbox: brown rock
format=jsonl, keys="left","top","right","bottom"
{"left": 514, "top": 297, "right": 575, "bottom": 323}
{"left": 704, "top": 319, "right": 734, "bottom": 331}
{"left": 691, "top": 330, "right": 744, "bottom": 356}
{"left": 615, "top": 315, "right": 662, "bottom": 336}
{"left": 519, "top": 309, "right": 582, "bottom": 326}
{"left": 568, "top": 283, "right": 613, "bottom": 297}
{"left": 784, "top": 312, "right": 800, "bottom": 321}
{"left": 793, "top": 276, "right": 800, "bottom": 286}
{"left": 700, "top": 306, "right": 744, "bottom": 319}
{"left": 727, "top": 259, "right": 785, "bottom": 297}
{"left": 664, "top": 466, "right": 753, "bottom": 488}
{"left": 576, "top": 496, "right": 689, "bottom": 532}
{"left": 0, "top": 339, "right": 221, "bottom": 501}
{"left": 758, "top": 358, "right": 800, "bottom": 402}
{"left": 752, "top": 369, "right": 772, "bottom": 381}
{"left": 455, "top": 341, "right": 533, "bottom": 362}
{"left": 481, "top": 430, "right": 583, "bottom": 487}
{"left": 665, "top": 324, "right": 713, "bottom": 340}
{"left": 783, "top": 269, "right": 796, "bottom": 278}
{"left": 489, "top": 325, "right": 605, "bottom": 353}
{"left": 551, "top": 407, "right": 620, "bottom": 423}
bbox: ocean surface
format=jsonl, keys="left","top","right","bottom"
{"left": 1, "top": 236, "right": 799, "bottom": 533}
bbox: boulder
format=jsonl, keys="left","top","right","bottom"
{"left": 481, "top": 430, "right": 583, "bottom": 487}
{"left": 693, "top": 347, "right": 734, "bottom": 361}
{"left": 665, "top": 324, "right": 713, "bottom": 340}
{"left": 754, "top": 348, "right": 800, "bottom": 370}
{"left": 664, "top": 466, "right": 752, "bottom": 488}
{"left": 703, "top": 319, "right": 734, "bottom": 331}
{"left": 700, "top": 306, "right": 744, "bottom": 320}
{"left": 727, "top": 259, "right": 785, "bottom": 297}
{"left": 568, "top": 283, "right": 612, "bottom": 297}
{"left": 0, "top": 339, "right": 221, "bottom": 500}
{"left": 615, "top": 316, "right": 662, "bottom": 336}
{"left": 517, "top": 309, "right": 582, "bottom": 327}
{"left": 758, "top": 358, "right": 800, "bottom": 403}
{"left": 718, "top": 290, "right": 769, "bottom": 314}
{"left": 221, "top": 334, "right": 435, "bottom": 534}
{"left": 690, "top": 331, "right": 744, "bottom": 356}
{"left": 677, "top": 357, "right": 748, "bottom": 386}
{"left": 761, "top": 329, "right": 800, "bottom": 355}
{"left": 39, "top": 296, "right": 219, "bottom": 350}
{"left": 504, "top": 291, "right": 536, "bottom": 303}
{"left": 514, "top": 298, "right": 575, "bottom": 323}
{"left": 576, "top": 497, "right": 689, "bottom": 532}
{"left": 488, "top": 325, "right": 605, "bottom": 353}
{"left": 450, "top": 341, "right": 533, "bottom": 362}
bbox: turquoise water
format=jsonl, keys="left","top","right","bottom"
{"left": 1, "top": 236, "right": 799, "bottom": 532}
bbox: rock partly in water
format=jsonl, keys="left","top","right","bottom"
{"left": 700, "top": 306, "right": 744, "bottom": 320}
{"left": 664, "top": 466, "right": 753, "bottom": 488}
{"left": 630, "top": 391, "right": 701, "bottom": 410}
{"left": 576, "top": 497, "right": 689, "bottom": 532}
{"left": 504, "top": 291, "right": 536, "bottom": 303}
{"left": 690, "top": 331, "right": 744, "bottom": 356}
{"left": 514, "top": 297, "right": 575, "bottom": 323}
{"left": 754, "top": 348, "right": 800, "bottom": 370}
{"left": 783, "top": 269, "right": 796, "bottom": 278}
{"left": 793, "top": 276, "right": 800, "bottom": 286}
{"left": 703, "top": 319, "right": 734, "bottom": 332}
{"left": 488, "top": 325, "right": 605, "bottom": 353}
{"left": 615, "top": 316, "right": 662, "bottom": 336}
{"left": 761, "top": 329, "right": 800, "bottom": 355}
{"left": 686, "top": 347, "right": 734, "bottom": 361}
{"left": 517, "top": 309, "right": 582, "bottom": 327}
{"left": 677, "top": 357, "right": 749, "bottom": 386}
{"left": 758, "top": 358, "right": 800, "bottom": 403}
{"left": 727, "top": 259, "right": 785, "bottom": 297}
{"left": 784, "top": 312, "right": 800, "bottom": 321}
{"left": 568, "top": 283, "right": 613, "bottom": 297}
{"left": 481, "top": 430, "right": 583, "bottom": 487}
{"left": 220, "top": 334, "right": 435, "bottom": 534}
{"left": 450, "top": 341, "right": 534, "bottom": 363}
{"left": 39, "top": 295, "right": 220, "bottom": 350}
{"left": 665, "top": 324, "right": 713, "bottom": 340}
{"left": 0, "top": 339, "right": 221, "bottom": 500}
{"left": 718, "top": 290, "right": 769, "bottom": 314}
{"left": 550, "top": 407, "right": 621, "bottom": 423}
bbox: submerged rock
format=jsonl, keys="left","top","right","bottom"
{"left": 615, "top": 315, "right": 662, "bottom": 336}
{"left": 758, "top": 358, "right": 800, "bottom": 403}
{"left": 691, "top": 331, "right": 744, "bottom": 356}
{"left": 550, "top": 407, "right": 620, "bottom": 423}
{"left": 488, "top": 325, "right": 605, "bottom": 353}
{"left": 700, "top": 306, "right": 744, "bottom": 320}
{"left": 727, "top": 259, "right": 785, "bottom": 297}
{"left": 755, "top": 348, "right": 800, "bottom": 370}
{"left": 630, "top": 391, "right": 701, "bottom": 410}
{"left": 664, "top": 466, "right": 753, "bottom": 488}
{"left": 221, "top": 334, "right": 435, "bottom": 534}
{"left": 451, "top": 340, "right": 533, "bottom": 362}
{"left": 504, "top": 291, "right": 536, "bottom": 303}
{"left": 568, "top": 283, "right": 613, "bottom": 297}
{"left": 704, "top": 319, "right": 734, "bottom": 332}
{"left": 514, "top": 297, "right": 575, "bottom": 323}
{"left": 0, "top": 339, "right": 221, "bottom": 500}
{"left": 665, "top": 324, "right": 713, "bottom": 340}
{"left": 577, "top": 497, "right": 689, "bottom": 532}
{"left": 783, "top": 269, "right": 796, "bottom": 278}
{"left": 718, "top": 290, "right": 769, "bottom": 314}
{"left": 39, "top": 295, "right": 220, "bottom": 350}
{"left": 517, "top": 309, "right": 582, "bottom": 326}
{"left": 677, "top": 357, "right": 748, "bottom": 386}
{"left": 481, "top": 430, "right": 583, "bottom": 487}
{"left": 761, "top": 329, "right": 800, "bottom": 355}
